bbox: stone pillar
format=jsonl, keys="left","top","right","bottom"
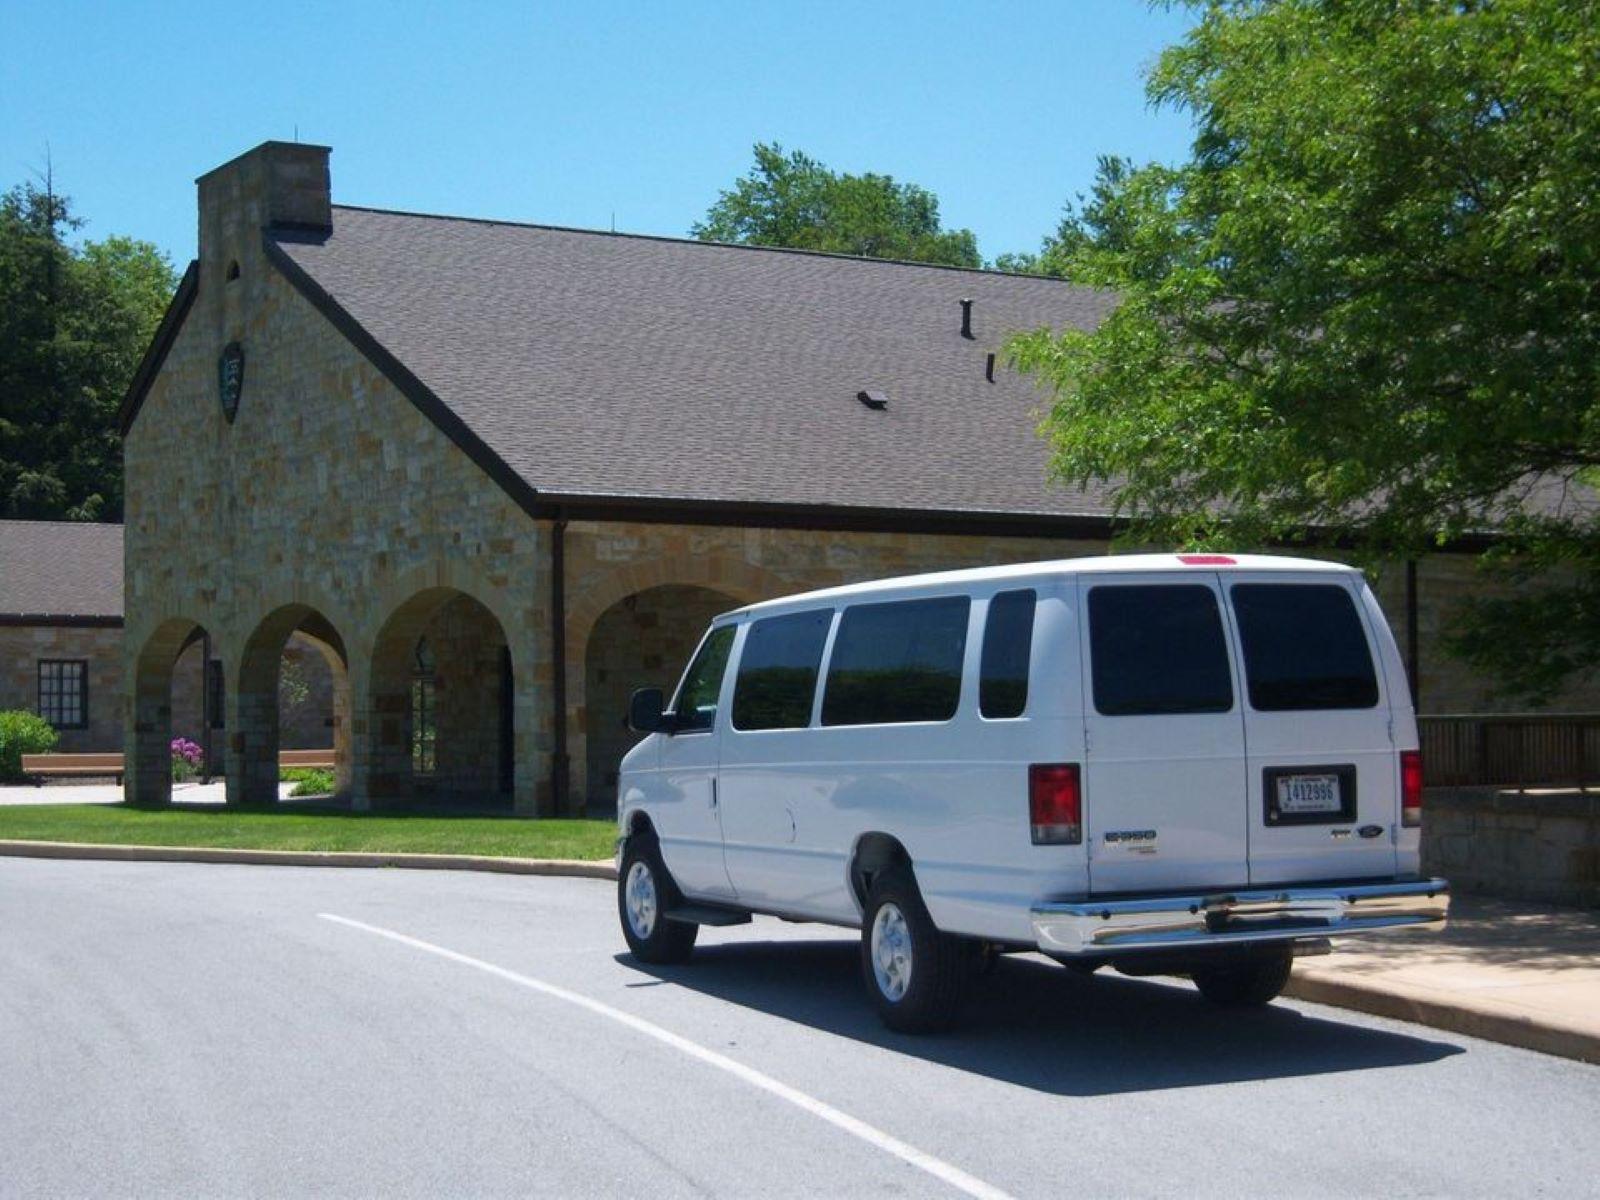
{"left": 127, "top": 660, "right": 174, "bottom": 807}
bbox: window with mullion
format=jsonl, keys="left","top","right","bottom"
{"left": 38, "top": 660, "right": 89, "bottom": 730}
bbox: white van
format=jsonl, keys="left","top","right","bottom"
{"left": 615, "top": 553, "right": 1449, "bottom": 1031}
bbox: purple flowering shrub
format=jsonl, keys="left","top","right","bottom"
{"left": 170, "top": 737, "right": 204, "bottom": 782}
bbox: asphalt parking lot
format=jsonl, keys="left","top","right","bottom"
{"left": 4, "top": 858, "right": 1597, "bottom": 1199}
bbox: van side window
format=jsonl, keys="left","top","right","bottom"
{"left": 671, "top": 625, "right": 736, "bottom": 733}
{"left": 1089, "top": 585, "right": 1233, "bottom": 715}
{"left": 822, "top": 596, "right": 970, "bottom": 726}
{"left": 1231, "top": 584, "right": 1379, "bottom": 710}
{"left": 731, "top": 610, "right": 832, "bottom": 731}
{"left": 980, "top": 589, "right": 1036, "bottom": 719}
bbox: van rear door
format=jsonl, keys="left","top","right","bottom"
{"left": 1223, "top": 573, "right": 1399, "bottom": 884}
{"left": 1078, "top": 574, "right": 1249, "bottom": 893}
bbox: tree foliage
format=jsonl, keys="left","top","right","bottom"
{"left": 693, "top": 143, "right": 981, "bottom": 268}
{"left": 0, "top": 179, "right": 177, "bottom": 522}
{"left": 1010, "top": 0, "right": 1600, "bottom": 703}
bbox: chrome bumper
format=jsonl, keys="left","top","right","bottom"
{"left": 1032, "top": 878, "right": 1450, "bottom": 956}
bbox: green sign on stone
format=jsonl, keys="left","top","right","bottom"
{"left": 218, "top": 342, "right": 244, "bottom": 423}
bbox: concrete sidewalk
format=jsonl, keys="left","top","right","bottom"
{"left": 1285, "top": 893, "right": 1600, "bottom": 1064}
{"left": 0, "top": 781, "right": 292, "bottom": 806}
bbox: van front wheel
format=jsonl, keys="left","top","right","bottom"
{"left": 618, "top": 836, "right": 698, "bottom": 965}
{"left": 860, "top": 869, "right": 971, "bottom": 1033}
{"left": 1191, "top": 953, "right": 1293, "bottom": 1006}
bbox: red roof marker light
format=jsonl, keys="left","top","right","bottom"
{"left": 1177, "top": 554, "right": 1236, "bottom": 566}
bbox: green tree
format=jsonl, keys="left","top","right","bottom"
{"left": 1010, "top": 0, "right": 1600, "bottom": 703}
{"left": 0, "top": 177, "right": 177, "bottom": 521}
{"left": 693, "top": 143, "right": 981, "bottom": 268}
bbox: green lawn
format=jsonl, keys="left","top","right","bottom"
{"left": 0, "top": 804, "right": 616, "bottom": 860}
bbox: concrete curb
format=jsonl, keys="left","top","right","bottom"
{"left": 1285, "top": 970, "right": 1600, "bottom": 1066}
{"left": 0, "top": 840, "right": 617, "bottom": 880}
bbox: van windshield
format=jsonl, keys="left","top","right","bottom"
{"left": 1230, "top": 583, "right": 1380, "bottom": 711}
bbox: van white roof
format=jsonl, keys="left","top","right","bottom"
{"left": 723, "top": 553, "right": 1358, "bottom": 620}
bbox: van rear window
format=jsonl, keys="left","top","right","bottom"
{"left": 822, "top": 596, "right": 969, "bottom": 726}
{"left": 1088, "top": 585, "right": 1234, "bottom": 716}
{"left": 1230, "top": 584, "right": 1379, "bottom": 710}
{"left": 731, "top": 610, "right": 832, "bottom": 731}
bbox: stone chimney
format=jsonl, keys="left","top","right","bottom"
{"left": 196, "top": 142, "right": 331, "bottom": 290}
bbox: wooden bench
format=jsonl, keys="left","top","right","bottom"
{"left": 21, "top": 753, "right": 125, "bottom": 784}
{"left": 280, "top": 749, "right": 335, "bottom": 771}
{"left": 17, "top": 749, "right": 335, "bottom": 785}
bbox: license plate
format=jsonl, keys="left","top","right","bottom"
{"left": 1277, "top": 773, "right": 1342, "bottom": 814}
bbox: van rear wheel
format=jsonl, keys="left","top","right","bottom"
{"left": 1192, "top": 952, "right": 1293, "bottom": 1006}
{"left": 860, "top": 869, "right": 972, "bottom": 1033}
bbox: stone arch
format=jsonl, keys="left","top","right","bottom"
{"left": 128, "top": 615, "right": 215, "bottom": 806}
{"left": 365, "top": 586, "right": 521, "bottom": 811}
{"left": 233, "top": 602, "right": 353, "bottom": 805}
{"left": 581, "top": 584, "right": 746, "bottom": 814}
{"left": 566, "top": 555, "right": 800, "bottom": 814}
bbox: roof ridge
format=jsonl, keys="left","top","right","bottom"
{"left": 325, "top": 203, "right": 1099, "bottom": 287}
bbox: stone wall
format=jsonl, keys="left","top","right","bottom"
{"left": 124, "top": 143, "right": 550, "bottom": 811}
{"left": 1424, "top": 788, "right": 1600, "bottom": 908}
{"left": 0, "top": 624, "right": 124, "bottom": 753}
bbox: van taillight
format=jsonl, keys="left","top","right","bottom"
{"left": 1030, "top": 763, "right": 1082, "bottom": 845}
{"left": 1401, "top": 750, "right": 1423, "bottom": 828}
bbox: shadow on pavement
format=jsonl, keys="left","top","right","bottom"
{"left": 619, "top": 938, "right": 1463, "bottom": 1097}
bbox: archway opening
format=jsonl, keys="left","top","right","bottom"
{"left": 129, "top": 617, "right": 219, "bottom": 805}
{"left": 370, "top": 589, "right": 515, "bottom": 811}
{"left": 582, "top": 584, "right": 740, "bottom": 815}
{"left": 236, "top": 605, "right": 350, "bottom": 805}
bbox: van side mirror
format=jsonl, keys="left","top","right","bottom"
{"left": 628, "top": 687, "right": 669, "bottom": 734}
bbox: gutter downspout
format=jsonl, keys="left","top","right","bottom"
{"left": 551, "top": 508, "right": 569, "bottom": 817}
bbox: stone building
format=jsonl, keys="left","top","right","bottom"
{"left": 1, "top": 520, "right": 127, "bottom": 754}
{"left": 118, "top": 141, "right": 1600, "bottom": 815}
{"left": 0, "top": 519, "right": 332, "bottom": 764}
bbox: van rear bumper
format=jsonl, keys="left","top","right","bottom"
{"left": 1031, "top": 878, "right": 1450, "bottom": 956}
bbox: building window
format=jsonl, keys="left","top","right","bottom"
{"left": 411, "top": 638, "right": 437, "bottom": 776}
{"left": 38, "top": 660, "right": 88, "bottom": 730}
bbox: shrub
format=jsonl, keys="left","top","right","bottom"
{"left": 0, "top": 711, "right": 60, "bottom": 781}
{"left": 283, "top": 767, "right": 335, "bottom": 797}
{"left": 170, "top": 737, "right": 204, "bottom": 783}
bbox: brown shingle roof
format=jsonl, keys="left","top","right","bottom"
{"left": 271, "top": 208, "right": 1121, "bottom": 523}
{"left": 0, "top": 520, "right": 123, "bottom": 620}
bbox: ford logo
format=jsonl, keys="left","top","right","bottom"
{"left": 1358, "top": 824, "right": 1384, "bottom": 839}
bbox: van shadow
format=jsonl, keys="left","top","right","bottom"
{"left": 618, "top": 939, "right": 1463, "bottom": 1098}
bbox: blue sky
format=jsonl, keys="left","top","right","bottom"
{"left": 1, "top": 1, "right": 1196, "bottom": 269}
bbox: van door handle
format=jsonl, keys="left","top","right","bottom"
{"left": 710, "top": 779, "right": 718, "bottom": 810}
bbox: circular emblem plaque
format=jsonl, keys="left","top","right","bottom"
{"left": 218, "top": 342, "right": 245, "bottom": 423}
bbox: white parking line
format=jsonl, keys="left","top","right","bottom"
{"left": 318, "top": 913, "right": 1014, "bottom": 1200}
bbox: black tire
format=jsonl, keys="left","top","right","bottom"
{"left": 859, "top": 868, "right": 973, "bottom": 1033}
{"left": 618, "top": 835, "right": 698, "bottom": 965}
{"left": 1192, "top": 953, "right": 1293, "bottom": 1006}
